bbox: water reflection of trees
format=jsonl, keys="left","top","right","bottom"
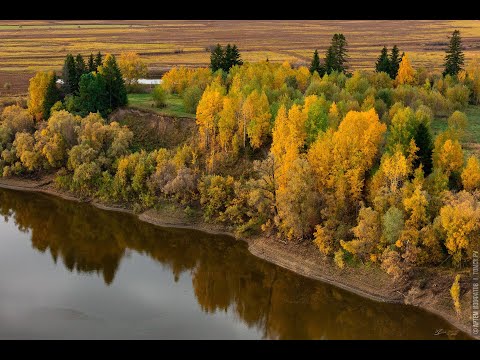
{"left": 0, "top": 188, "right": 467, "bottom": 340}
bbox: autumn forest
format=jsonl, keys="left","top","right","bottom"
{"left": 0, "top": 24, "right": 479, "bottom": 339}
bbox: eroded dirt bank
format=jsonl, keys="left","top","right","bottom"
{"left": 0, "top": 176, "right": 475, "bottom": 339}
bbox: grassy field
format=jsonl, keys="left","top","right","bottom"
{"left": 128, "top": 93, "right": 195, "bottom": 119}
{"left": 2, "top": 20, "right": 480, "bottom": 95}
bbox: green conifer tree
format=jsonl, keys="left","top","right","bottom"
{"left": 62, "top": 54, "right": 77, "bottom": 95}
{"left": 413, "top": 122, "right": 434, "bottom": 175}
{"left": 77, "top": 72, "right": 108, "bottom": 117}
{"left": 230, "top": 44, "right": 243, "bottom": 68}
{"left": 88, "top": 53, "right": 96, "bottom": 73}
{"left": 210, "top": 44, "right": 224, "bottom": 72}
{"left": 75, "top": 54, "right": 86, "bottom": 93}
{"left": 444, "top": 30, "right": 465, "bottom": 76}
{"left": 95, "top": 52, "right": 103, "bottom": 70}
{"left": 324, "top": 34, "right": 348, "bottom": 74}
{"left": 375, "top": 46, "right": 391, "bottom": 74}
{"left": 389, "top": 45, "right": 401, "bottom": 79}
{"left": 43, "top": 72, "right": 60, "bottom": 120}
{"left": 99, "top": 54, "right": 128, "bottom": 112}
{"left": 309, "top": 49, "right": 322, "bottom": 75}
{"left": 324, "top": 46, "right": 336, "bottom": 74}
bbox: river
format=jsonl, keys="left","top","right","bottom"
{"left": 0, "top": 187, "right": 470, "bottom": 339}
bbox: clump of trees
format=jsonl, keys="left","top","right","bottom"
{"left": 210, "top": 43, "right": 243, "bottom": 73}
{"left": 375, "top": 45, "right": 402, "bottom": 79}
{"left": 309, "top": 33, "right": 349, "bottom": 76}
{"left": 160, "top": 67, "right": 214, "bottom": 114}
{"left": 2, "top": 30, "right": 480, "bottom": 280}
{"left": 58, "top": 53, "right": 127, "bottom": 117}
{"left": 62, "top": 52, "right": 102, "bottom": 96}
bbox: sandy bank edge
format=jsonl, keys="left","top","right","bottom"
{"left": 0, "top": 178, "right": 475, "bottom": 339}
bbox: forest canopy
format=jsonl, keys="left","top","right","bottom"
{"left": 1, "top": 32, "right": 479, "bottom": 279}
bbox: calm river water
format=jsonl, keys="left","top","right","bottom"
{"left": 0, "top": 188, "right": 470, "bottom": 339}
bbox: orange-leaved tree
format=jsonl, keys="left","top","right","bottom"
{"left": 396, "top": 53, "right": 416, "bottom": 86}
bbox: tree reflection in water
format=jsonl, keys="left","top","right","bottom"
{"left": 0, "top": 188, "right": 469, "bottom": 340}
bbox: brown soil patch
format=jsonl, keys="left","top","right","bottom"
{"left": 109, "top": 108, "right": 196, "bottom": 150}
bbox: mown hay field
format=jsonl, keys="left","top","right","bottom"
{"left": 1, "top": 20, "right": 480, "bottom": 95}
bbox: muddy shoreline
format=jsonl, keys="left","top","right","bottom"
{"left": 0, "top": 177, "right": 475, "bottom": 339}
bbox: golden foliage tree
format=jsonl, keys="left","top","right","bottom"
{"left": 328, "top": 102, "right": 340, "bottom": 129}
{"left": 394, "top": 170, "right": 430, "bottom": 265}
{"left": 294, "top": 66, "right": 311, "bottom": 92}
{"left": 271, "top": 104, "right": 314, "bottom": 240}
{"left": 341, "top": 207, "right": 382, "bottom": 262}
{"left": 381, "top": 150, "right": 410, "bottom": 193}
{"left": 465, "top": 57, "right": 480, "bottom": 104}
{"left": 161, "top": 66, "right": 212, "bottom": 94}
{"left": 274, "top": 156, "right": 319, "bottom": 241}
{"left": 270, "top": 106, "right": 290, "bottom": 173}
{"left": 396, "top": 53, "right": 416, "bottom": 86}
{"left": 334, "top": 249, "right": 345, "bottom": 269}
{"left": 461, "top": 156, "right": 480, "bottom": 192}
{"left": 271, "top": 104, "right": 307, "bottom": 190}
{"left": 309, "top": 109, "right": 386, "bottom": 201}
{"left": 450, "top": 274, "right": 461, "bottom": 315}
{"left": 447, "top": 111, "right": 468, "bottom": 137}
{"left": 439, "top": 191, "right": 480, "bottom": 266}
{"left": 403, "top": 185, "right": 429, "bottom": 230}
{"left": 118, "top": 52, "right": 148, "bottom": 88}
{"left": 218, "top": 95, "right": 240, "bottom": 152}
{"left": 433, "top": 138, "right": 464, "bottom": 175}
{"left": 244, "top": 90, "right": 271, "bottom": 149}
{"left": 309, "top": 109, "right": 386, "bottom": 254}
{"left": 27, "top": 71, "right": 58, "bottom": 121}
{"left": 196, "top": 84, "right": 224, "bottom": 152}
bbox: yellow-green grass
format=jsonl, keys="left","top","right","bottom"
{"left": 128, "top": 93, "right": 195, "bottom": 119}
{"left": 431, "top": 105, "right": 480, "bottom": 157}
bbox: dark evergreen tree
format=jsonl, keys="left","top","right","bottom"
{"left": 413, "top": 122, "right": 434, "bottom": 176}
{"left": 335, "top": 34, "right": 348, "bottom": 73}
{"left": 389, "top": 45, "right": 401, "bottom": 79}
{"left": 324, "top": 46, "right": 336, "bottom": 74}
{"left": 77, "top": 72, "right": 108, "bottom": 117}
{"left": 444, "top": 30, "right": 465, "bottom": 77}
{"left": 324, "top": 33, "right": 348, "bottom": 74}
{"left": 375, "top": 46, "right": 391, "bottom": 74}
{"left": 75, "top": 54, "right": 87, "bottom": 93}
{"left": 309, "top": 49, "right": 322, "bottom": 75}
{"left": 223, "top": 44, "right": 233, "bottom": 72}
{"left": 44, "top": 72, "right": 60, "bottom": 120}
{"left": 88, "top": 53, "right": 96, "bottom": 73}
{"left": 99, "top": 54, "right": 127, "bottom": 112}
{"left": 62, "top": 54, "right": 77, "bottom": 95}
{"left": 230, "top": 44, "right": 243, "bottom": 68}
{"left": 210, "top": 44, "right": 224, "bottom": 72}
{"left": 95, "top": 52, "right": 103, "bottom": 70}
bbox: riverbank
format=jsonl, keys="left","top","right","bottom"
{"left": 0, "top": 176, "right": 475, "bottom": 339}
